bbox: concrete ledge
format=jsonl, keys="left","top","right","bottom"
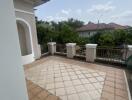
{"left": 86, "top": 44, "right": 97, "bottom": 48}
{"left": 124, "top": 71, "right": 132, "bottom": 100}
{"left": 22, "top": 54, "right": 35, "bottom": 65}
{"left": 66, "top": 43, "right": 76, "bottom": 47}
{"left": 128, "top": 45, "right": 132, "bottom": 51}
{"left": 47, "top": 42, "right": 56, "bottom": 46}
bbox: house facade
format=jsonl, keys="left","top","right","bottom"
{"left": 77, "top": 22, "right": 128, "bottom": 38}
{"left": 0, "top": 0, "right": 49, "bottom": 100}
{"left": 14, "top": 0, "right": 49, "bottom": 64}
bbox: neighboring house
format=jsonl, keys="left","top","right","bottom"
{"left": 76, "top": 22, "right": 129, "bottom": 37}
{"left": 14, "top": 0, "right": 49, "bottom": 64}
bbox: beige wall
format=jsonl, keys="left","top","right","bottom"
{"left": 14, "top": 0, "right": 34, "bottom": 13}
{"left": 17, "top": 22, "right": 32, "bottom": 56}
{"left": 17, "top": 22, "right": 28, "bottom": 55}
{"left": 14, "top": 0, "right": 41, "bottom": 59}
{"left": 0, "top": 0, "right": 28, "bottom": 99}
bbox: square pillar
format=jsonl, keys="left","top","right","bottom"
{"left": 66, "top": 43, "right": 76, "bottom": 58}
{"left": 37, "top": 44, "right": 41, "bottom": 58}
{"left": 86, "top": 44, "right": 97, "bottom": 62}
{"left": 47, "top": 42, "right": 56, "bottom": 55}
{"left": 127, "top": 45, "right": 132, "bottom": 59}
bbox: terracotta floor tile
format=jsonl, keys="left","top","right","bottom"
{"left": 115, "top": 95, "right": 128, "bottom": 100}
{"left": 24, "top": 56, "right": 129, "bottom": 100}
{"left": 37, "top": 91, "right": 49, "bottom": 100}
{"left": 31, "top": 87, "right": 43, "bottom": 95}
{"left": 115, "top": 89, "right": 128, "bottom": 98}
{"left": 105, "top": 80, "right": 115, "bottom": 87}
{"left": 31, "top": 97, "right": 41, "bottom": 100}
{"left": 103, "top": 85, "right": 114, "bottom": 93}
{"left": 101, "top": 91, "right": 114, "bottom": 100}
{"left": 106, "top": 76, "right": 115, "bottom": 82}
{"left": 26, "top": 80, "right": 60, "bottom": 100}
{"left": 46, "top": 95, "right": 60, "bottom": 100}
{"left": 115, "top": 83, "right": 126, "bottom": 90}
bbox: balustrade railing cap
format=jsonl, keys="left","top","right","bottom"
{"left": 128, "top": 45, "right": 132, "bottom": 50}
{"left": 66, "top": 43, "right": 76, "bottom": 47}
{"left": 47, "top": 42, "right": 56, "bottom": 45}
{"left": 86, "top": 44, "right": 98, "bottom": 48}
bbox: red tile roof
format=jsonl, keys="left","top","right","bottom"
{"left": 76, "top": 22, "right": 128, "bottom": 32}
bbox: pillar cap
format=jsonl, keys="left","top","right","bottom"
{"left": 86, "top": 44, "right": 98, "bottom": 48}
{"left": 128, "top": 45, "right": 132, "bottom": 50}
{"left": 47, "top": 42, "right": 56, "bottom": 45}
{"left": 66, "top": 43, "right": 76, "bottom": 47}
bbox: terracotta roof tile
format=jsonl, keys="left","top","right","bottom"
{"left": 77, "top": 22, "right": 128, "bottom": 32}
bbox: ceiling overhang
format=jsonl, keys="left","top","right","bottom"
{"left": 23, "top": 0, "right": 50, "bottom": 7}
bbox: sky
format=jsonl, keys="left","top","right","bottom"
{"left": 35, "top": 0, "right": 132, "bottom": 26}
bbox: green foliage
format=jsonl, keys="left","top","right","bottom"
{"left": 90, "top": 29, "right": 132, "bottom": 47}
{"left": 36, "top": 17, "right": 132, "bottom": 47}
{"left": 126, "top": 28, "right": 132, "bottom": 44}
{"left": 36, "top": 18, "right": 88, "bottom": 45}
{"left": 89, "top": 31, "right": 102, "bottom": 44}
{"left": 77, "top": 37, "right": 90, "bottom": 45}
{"left": 112, "top": 29, "right": 127, "bottom": 46}
{"left": 99, "top": 32, "right": 114, "bottom": 46}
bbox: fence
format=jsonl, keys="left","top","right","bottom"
{"left": 75, "top": 45, "right": 86, "bottom": 57}
{"left": 96, "top": 47, "right": 127, "bottom": 65}
{"left": 40, "top": 44, "right": 49, "bottom": 56}
{"left": 55, "top": 44, "right": 67, "bottom": 55}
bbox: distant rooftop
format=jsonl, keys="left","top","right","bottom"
{"left": 77, "top": 22, "right": 130, "bottom": 32}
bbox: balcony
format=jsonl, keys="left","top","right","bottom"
{"left": 24, "top": 42, "right": 132, "bottom": 100}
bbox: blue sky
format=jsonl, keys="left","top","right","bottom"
{"left": 35, "top": 0, "right": 132, "bottom": 25}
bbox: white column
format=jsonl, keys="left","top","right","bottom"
{"left": 127, "top": 45, "right": 132, "bottom": 59}
{"left": 86, "top": 44, "right": 98, "bottom": 62}
{"left": 0, "top": 0, "right": 28, "bottom": 100}
{"left": 66, "top": 43, "right": 76, "bottom": 58}
{"left": 47, "top": 42, "right": 56, "bottom": 55}
{"left": 37, "top": 44, "right": 41, "bottom": 58}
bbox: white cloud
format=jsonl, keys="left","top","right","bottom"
{"left": 45, "top": 15, "right": 67, "bottom": 22}
{"left": 87, "top": 1, "right": 115, "bottom": 14}
{"left": 76, "top": 9, "right": 82, "bottom": 15}
{"left": 111, "top": 10, "right": 132, "bottom": 26}
{"left": 111, "top": 11, "right": 132, "bottom": 20}
{"left": 45, "top": 16, "right": 54, "bottom": 21}
{"left": 55, "top": 16, "right": 67, "bottom": 21}
{"left": 61, "top": 9, "right": 71, "bottom": 15}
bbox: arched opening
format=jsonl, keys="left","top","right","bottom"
{"left": 16, "top": 18, "right": 35, "bottom": 65}
{"left": 16, "top": 19, "right": 32, "bottom": 56}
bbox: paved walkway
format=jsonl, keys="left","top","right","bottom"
{"left": 24, "top": 56, "right": 130, "bottom": 100}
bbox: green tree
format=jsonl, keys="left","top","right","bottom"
{"left": 99, "top": 32, "right": 114, "bottom": 46}
{"left": 112, "top": 29, "right": 128, "bottom": 46}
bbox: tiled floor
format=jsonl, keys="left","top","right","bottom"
{"left": 24, "top": 56, "right": 130, "bottom": 100}
{"left": 26, "top": 79, "right": 60, "bottom": 100}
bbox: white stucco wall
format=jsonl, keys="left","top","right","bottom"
{"left": 79, "top": 31, "right": 97, "bottom": 37}
{"left": 14, "top": 0, "right": 34, "bottom": 13}
{"left": 14, "top": 0, "right": 41, "bottom": 60}
{"left": 0, "top": 0, "right": 28, "bottom": 100}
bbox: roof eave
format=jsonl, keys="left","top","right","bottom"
{"left": 33, "top": 0, "right": 50, "bottom": 7}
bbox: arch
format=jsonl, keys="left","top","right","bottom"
{"left": 16, "top": 18, "right": 34, "bottom": 56}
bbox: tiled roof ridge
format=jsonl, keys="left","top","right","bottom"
{"left": 77, "top": 22, "right": 129, "bottom": 31}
